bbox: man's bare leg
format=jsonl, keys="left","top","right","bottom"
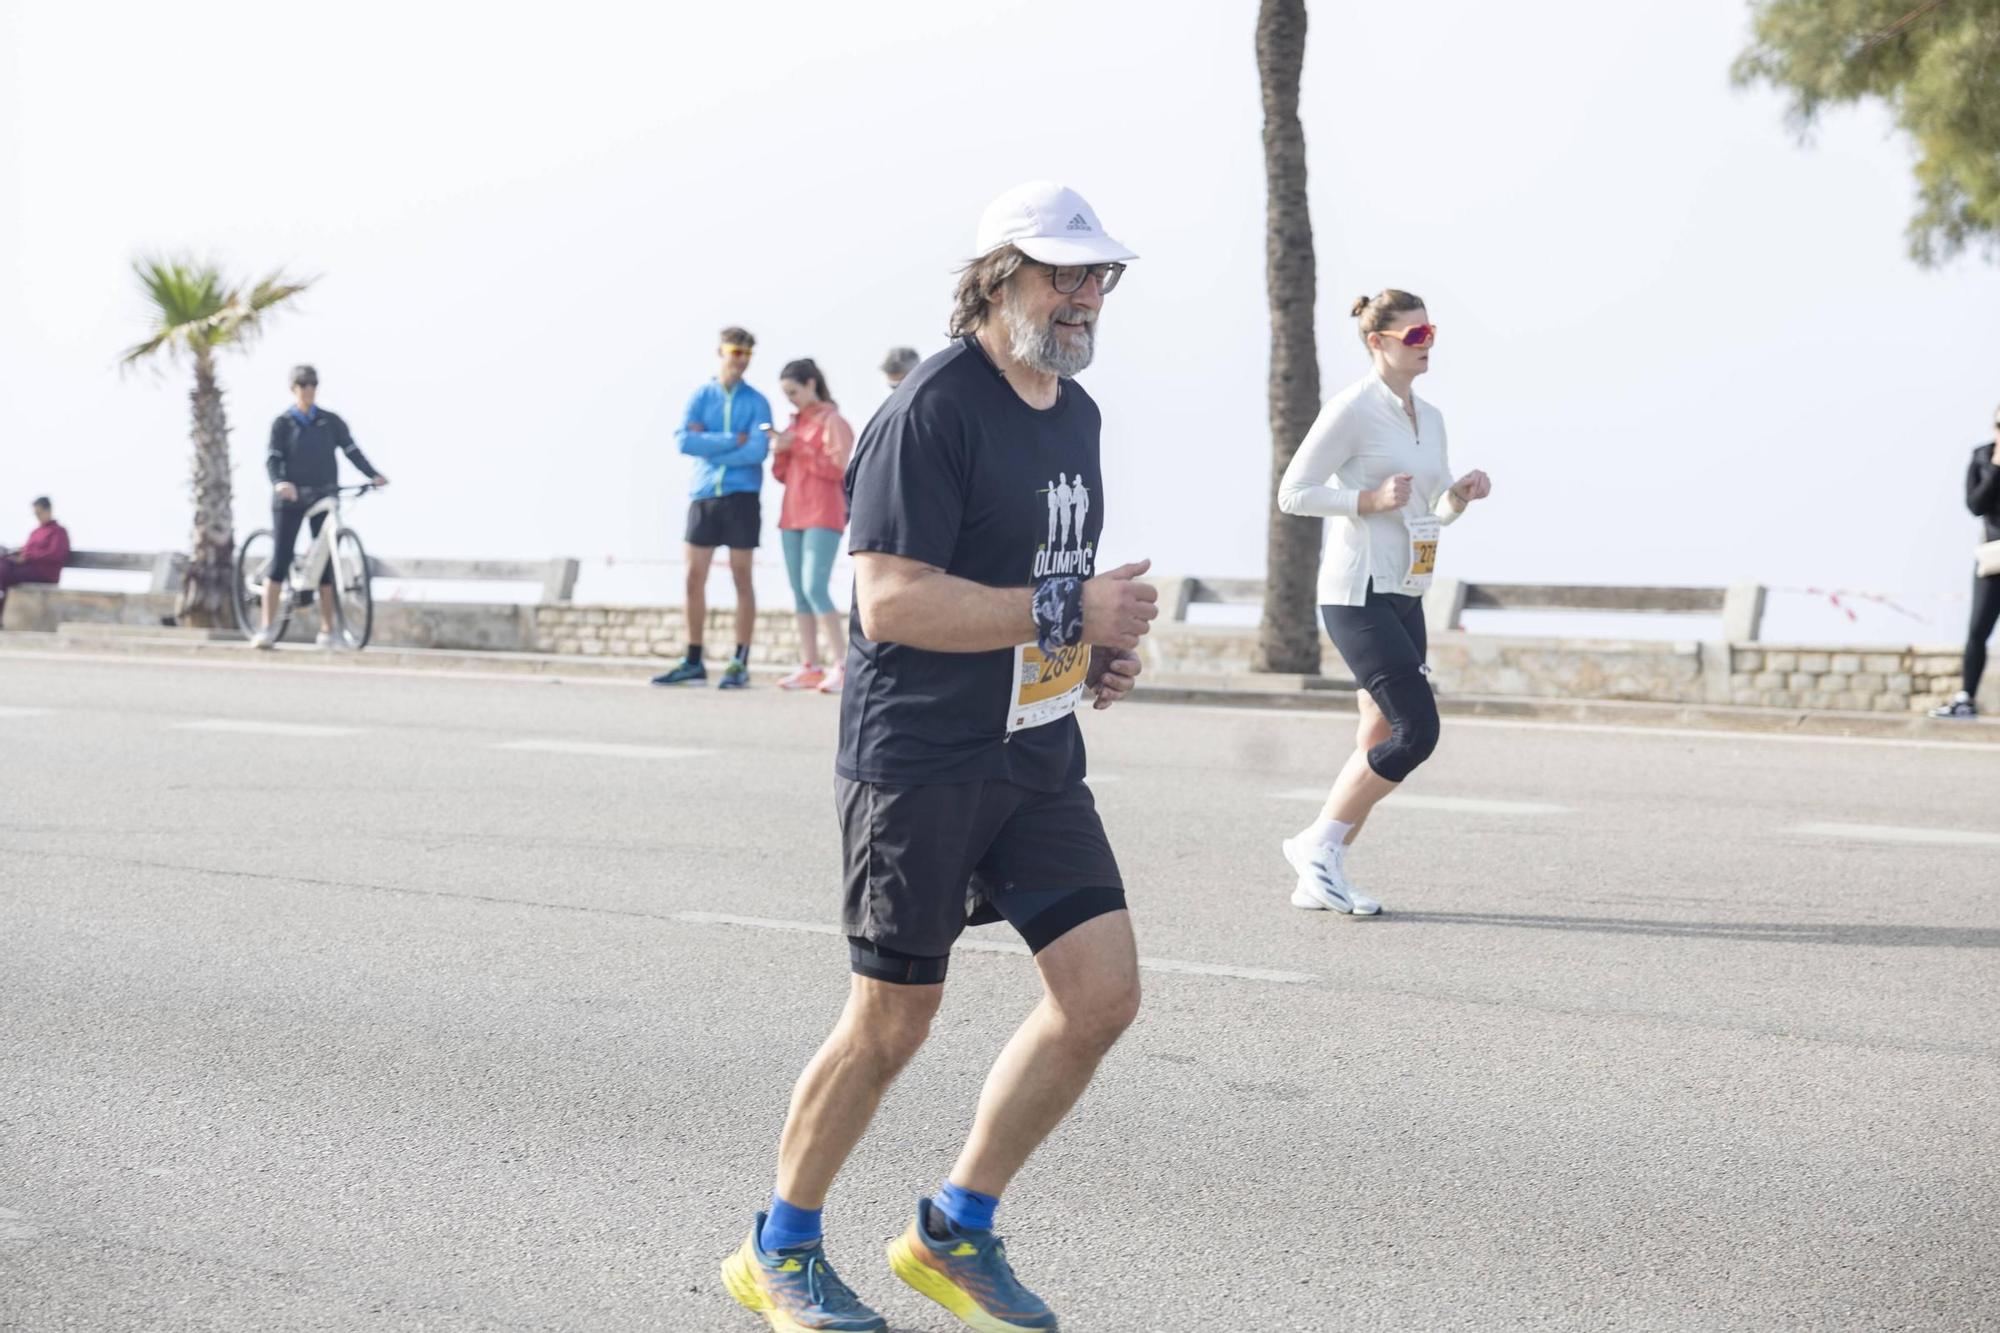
{"left": 684, "top": 544, "right": 714, "bottom": 649}
{"left": 773, "top": 976, "right": 944, "bottom": 1209}
{"left": 729, "top": 547, "right": 757, "bottom": 653}
{"left": 946, "top": 910, "right": 1140, "bottom": 1197}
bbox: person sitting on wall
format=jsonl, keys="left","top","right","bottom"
{"left": 0, "top": 496, "right": 71, "bottom": 623}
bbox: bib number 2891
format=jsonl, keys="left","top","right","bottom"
{"left": 1008, "top": 642, "right": 1089, "bottom": 733}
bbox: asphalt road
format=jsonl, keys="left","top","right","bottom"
{"left": 3, "top": 651, "right": 1997, "bottom": 1332}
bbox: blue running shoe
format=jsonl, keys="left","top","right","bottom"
{"left": 718, "top": 660, "right": 750, "bottom": 690}
{"left": 651, "top": 658, "right": 706, "bottom": 686}
{"left": 721, "top": 1213, "right": 886, "bottom": 1332}
{"left": 885, "top": 1198, "right": 1058, "bottom": 1332}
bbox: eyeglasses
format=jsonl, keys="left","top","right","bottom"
{"left": 1375, "top": 323, "right": 1437, "bottom": 348}
{"left": 1041, "top": 262, "right": 1126, "bottom": 296}
{"left": 722, "top": 345, "right": 753, "bottom": 358}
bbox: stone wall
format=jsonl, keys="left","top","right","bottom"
{"left": 1726, "top": 646, "right": 1975, "bottom": 714}
{"left": 531, "top": 605, "right": 811, "bottom": 662}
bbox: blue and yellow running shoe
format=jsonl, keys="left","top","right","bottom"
{"left": 885, "top": 1198, "right": 1059, "bottom": 1332}
{"left": 721, "top": 1213, "right": 886, "bottom": 1332}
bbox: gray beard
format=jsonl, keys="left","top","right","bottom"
{"left": 1000, "top": 294, "right": 1096, "bottom": 378}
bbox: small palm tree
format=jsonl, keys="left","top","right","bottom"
{"left": 120, "top": 258, "right": 313, "bottom": 626}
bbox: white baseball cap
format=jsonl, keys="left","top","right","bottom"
{"left": 973, "top": 181, "right": 1138, "bottom": 267}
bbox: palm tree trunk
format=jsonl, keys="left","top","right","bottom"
{"left": 179, "top": 349, "right": 236, "bottom": 627}
{"left": 1254, "top": 0, "right": 1323, "bottom": 675}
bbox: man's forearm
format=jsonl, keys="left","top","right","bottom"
{"left": 860, "top": 567, "right": 1034, "bottom": 653}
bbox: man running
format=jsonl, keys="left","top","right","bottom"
{"left": 720, "top": 182, "right": 1155, "bottom": 1333}
{"left": 655, "top": 327, "right": 772, "bottom": 689}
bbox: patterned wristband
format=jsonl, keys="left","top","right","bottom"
{"left": 1032, "top": 576, "right": 1084, "bottom": 656}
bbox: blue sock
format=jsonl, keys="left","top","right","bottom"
{"left": 760, "top": 1194, "right": 822, "bottom": 1252}
{"left": 930, "top": 1181, "right": 999, "bottom": 1235}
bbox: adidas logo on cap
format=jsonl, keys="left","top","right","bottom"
{"left": 1065, "top": 212, "right": 1092, "bottom": 232}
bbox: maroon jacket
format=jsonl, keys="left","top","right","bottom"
{"left": 15, "top": 520, "right": 69, "bottom": 582}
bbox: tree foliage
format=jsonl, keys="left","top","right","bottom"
{"left": 1735, "top": 0, "right": 2000, "bottom": 265}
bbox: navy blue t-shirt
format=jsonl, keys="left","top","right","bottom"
{"left": 837, "top": 337, "right": 1105, "bottom": 792}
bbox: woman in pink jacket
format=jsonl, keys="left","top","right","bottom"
{"left": 766, "top": 359, "right": 856, "bottom": 693}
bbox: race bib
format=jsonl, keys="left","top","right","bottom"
{"left": 1008, "top": 642, "right": 1089, "bottom": 733}
{"left": 1400, "top": 512, "right": 1440, "bottom": 595}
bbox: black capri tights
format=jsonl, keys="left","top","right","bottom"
{"left": 1322, "top": 592, "right": 1440, "bottom": 783}
{"left": 266, "top": 501, "right": 333, "bottom": 588}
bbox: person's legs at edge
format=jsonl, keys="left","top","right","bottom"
{"left": 1935, "top": 572, "right": 2000, "bottom": 717}
{"left": 1964, "top": 573, "right": 2000, "bottom": 698}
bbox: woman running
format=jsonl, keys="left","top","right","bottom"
{"left": 1930, "top": 404, "right": 2000, "bottom": 719}
{"left": 766, "top": 358, "right": 856, "bottom": 693}
{"left": 1275, "top": 289, "right": 1491, "bottom": 914}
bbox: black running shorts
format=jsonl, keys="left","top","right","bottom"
{"left": 836, "top": 777, "right": 1125, "bottom": 981}
{"left": 684, "top": 492, "right": 761, "bottom": 550}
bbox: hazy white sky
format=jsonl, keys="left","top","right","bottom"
{"left": 5, "top": 0, "right": 1997, "bottom": 644}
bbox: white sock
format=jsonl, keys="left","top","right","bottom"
{"left": 1305, "top": 818, "right": 1352, "bottom": 850}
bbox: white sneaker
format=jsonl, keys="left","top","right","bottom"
{"left": 249, "top": 628, "right": 278, "bottom": 650}
{"left": 1280, "top": 834, "right": 1383, "bottom": 915}
{"left": 314, "top": 631, "right": 337, "bottom": 650}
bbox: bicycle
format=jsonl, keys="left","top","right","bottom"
{"left": 232, "top": 484, "right": 376, "bottom": 649}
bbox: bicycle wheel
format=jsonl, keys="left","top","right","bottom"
{"left": 233, "top": 530, "right": 288, "bottom": 640}
{"left": 332, "top": 528, "right": 373, "bottom": 650}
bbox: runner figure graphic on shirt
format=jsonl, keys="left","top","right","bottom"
{"left": 1054, "top": 473, "right": 1075, "bottom": 549}
{"left": 1071, "top": 477, "right": 1090, "bottom": 544}
{"left": 1045, "top": 478, "right": 1061, "bottom": 549}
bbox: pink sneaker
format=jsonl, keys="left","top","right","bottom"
{"left": 817, "top": 663, "right": 845, "bottom": 695}
{"left": 778, "top": 663, "right": 825, "bottom": 691}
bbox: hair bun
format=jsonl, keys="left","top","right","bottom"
{"left": 1350, "top": 295, "right": 1371, "bottom": 318}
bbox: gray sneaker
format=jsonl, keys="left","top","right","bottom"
{"left": 1929, "top": 693, "right": 1979, "bottom": 720}
{"left": 650, "top": 658, "right": 707, "bottom": 686}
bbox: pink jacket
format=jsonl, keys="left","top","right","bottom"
{"left": 771, "top": 402, "right": 855, "bottom": 532}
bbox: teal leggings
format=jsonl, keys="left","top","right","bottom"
{"left": 782, "top": 527, "right": 843, "bottom": 615}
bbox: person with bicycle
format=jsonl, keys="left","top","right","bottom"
{"left": 251, "top": 365, "right": 388, "bottom": 650}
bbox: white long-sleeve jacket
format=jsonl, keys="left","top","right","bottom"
{"left": 1277, "top": 371, "right": 1464, "bottom": 607}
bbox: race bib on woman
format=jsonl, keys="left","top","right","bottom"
{"left": 1399, "top": 512, "right": 1440, "bottom": 595}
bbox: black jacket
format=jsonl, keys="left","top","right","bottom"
{"left": 267, "top": 409, "right": 376, "bottom": 494}
{"left": 1966, "top": 443, "right": 2000, "bottom": 543}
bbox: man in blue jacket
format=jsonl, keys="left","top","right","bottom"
{"left": 655, "top": 326, "right": 772, "bottom": 688}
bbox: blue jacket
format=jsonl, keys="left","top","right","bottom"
{"left": 677, "top": 379, "right": 772, "bottom": 498}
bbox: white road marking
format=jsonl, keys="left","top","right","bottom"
{"left": 173, "top": 719, "right": 362, "bottom": 738}
{"left": 1272, "top": 789, "right": 1569, "bottom": 816}
{"left": 495, "top": 739, "right": 711, "bottom": 760}
{"left": 1794, "top": 822, "right": 2000, "bottom": 849}
{"left": 673, "top": 911, "right": 1318, "bottom": 985}
{"left": 0, "top": 706, "right": 53, "bottom": 718}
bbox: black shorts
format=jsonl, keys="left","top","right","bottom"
{"left": 836, "top": 776, "right": 1125, "bottom": 983}
{"left": 267, "top": 501, "right": 333, "bottom": 588}
{"left": 684, "top": 493, "right": 761, "bottom": 550}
